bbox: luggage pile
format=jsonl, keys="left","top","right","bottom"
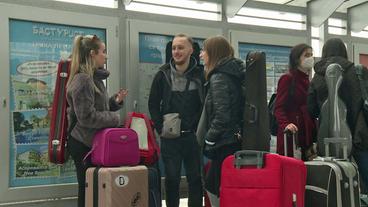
{"left": 218, "top": 58, "right": 364, "bottom": 207}
{"left": 84, "top": 112, "right": 161, "bottom": 207}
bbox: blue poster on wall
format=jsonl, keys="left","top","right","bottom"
{"left": 139, "top": 33, "right": 204, "bottom": 64}
{"left": 9, "top": 19, "right": 106, "bottom": 187}
{"left": 139, "top": 33, "right": 172, "bottom": 64}
{"left": 238, "top": 42, "right": 291, "bottom": 98}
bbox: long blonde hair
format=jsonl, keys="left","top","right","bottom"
{"left": 67, "top": 35, "right": 102, "bottom": 92}
{"left": 203, "top": 36, "right": 234, "bottom": 80}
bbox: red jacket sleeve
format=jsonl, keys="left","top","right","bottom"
{"left": 274, "top": 74, "right": 294, "bottom": 131}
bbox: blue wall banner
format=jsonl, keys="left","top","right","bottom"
{"left": 238, "top": 42, "right": 291, "bottom": 99}
{"left": 9, "top": 19, "right": 106, "bottom": 187}
{"left": 139, "top": 33, "right": 204, "bottom": 64}
{"left": 139, "top": 33, "right": 172, "bottom": 64}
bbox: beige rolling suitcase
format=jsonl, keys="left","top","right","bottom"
{"left": 85, "top": 165, "right": 148, "bottom": 207}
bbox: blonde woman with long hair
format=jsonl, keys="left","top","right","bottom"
{"left": 66, "top": 35, "right": 127, "bottom": 207}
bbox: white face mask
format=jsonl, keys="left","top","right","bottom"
{"left": 301, "top": 56, "right": 314, "bottom": 70}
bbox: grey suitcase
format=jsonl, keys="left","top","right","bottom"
{"left": 305, "top": 138, "right": 360, "bottom": 207}
{"left": 304, "top": 63, "right": 360, "bottom": 207}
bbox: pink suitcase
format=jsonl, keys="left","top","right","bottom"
{"left": 220, "top": 150, "right": 306, "bottom": 207}
{"left": 88, "top": 128, "right": 140, "bottom": 167}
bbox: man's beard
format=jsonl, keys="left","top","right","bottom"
{"left": 174, "top": 59, "right": 186, "bottom": 66}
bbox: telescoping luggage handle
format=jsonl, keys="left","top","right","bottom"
{"left": 234, "top": 150, "right": 267, "bottom": 169}
{"left": 324, "top": 137, "right": 349, "bottom": 160}
{"left": 283, "top": 129, "right": 302, "bottom": 159}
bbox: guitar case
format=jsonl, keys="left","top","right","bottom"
{"left": 241, "top": 51, "right": 270, "bottom": 151}
{"left": 48, "top": 60, "right": 71, "bottom": 164}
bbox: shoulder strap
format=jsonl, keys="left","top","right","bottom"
{"left": 356, "top": 64, "right": 368, "bottom": 101}
{"left": 287, "top": 73, "right": 296, "bottom": 103}
{"left": 163, "top": 69, "right": 191, "bottom": 115}
{"left": 177, "top": 78, "right": 191, "bottom": 117}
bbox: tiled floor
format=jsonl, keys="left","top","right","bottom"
{"left": 162, "top": 198, "right": 188, "bottom": 207}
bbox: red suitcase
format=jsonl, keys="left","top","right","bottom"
{"left": 48, "top": 60, "right": 71, "bottom": 164}
{"left": 125, "top": 112, "right": 160, "bottom": 165}
{"left": 220, "top": 150, "right": 306, "bottom": 207}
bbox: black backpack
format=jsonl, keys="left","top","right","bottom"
{"left": 355, "top": 64, "right": 368, "bottom": 123}
{"left": 268, "top": 75, "right": 295, "bottom": 136}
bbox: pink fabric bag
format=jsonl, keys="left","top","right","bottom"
{"left": 87, "top": 128, "right": 140, "bottom": 167}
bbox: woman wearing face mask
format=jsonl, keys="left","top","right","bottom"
{"left": 274, "top": 43, "right": 316, "bottom": 161}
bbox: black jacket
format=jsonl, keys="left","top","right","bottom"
{"left": 203, "top": 58, "right": 245, "bottom": 146}
{"left": 307, "top": 56, "right": 368, "bottom": 150}
{"left": 148, "top": 57, "right": 205, "bottom": 134}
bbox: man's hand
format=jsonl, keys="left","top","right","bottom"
{"left": 203, "top": 139, "right": 216, "bottom": 159}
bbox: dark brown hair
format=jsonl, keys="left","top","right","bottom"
{"left": 203, "top": 36, "right": 234, "bottom": 79}
{"left": 322, "top": 38, "right": 348, "bottom": 59}
{"left": 289, "top": 43, "right": 312, "bottom": 70}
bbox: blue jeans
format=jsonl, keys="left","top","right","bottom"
{"left": 353, "top": 149, "right": 368, "bottom": 192}
{"left": 161, "top": 133, "right": 203, "bottom": 207}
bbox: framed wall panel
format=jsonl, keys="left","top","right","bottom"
{"left": 230, "top": 30, "right": 307, "bottom": 99}
{"left": 126, "top": 19, "right": 221, "bottom": 114}
{"left": 353, "top": 43, "right": 368, "bottom": 66}
{"left": 0, "top": 2, "right": 119, "bottom": 204}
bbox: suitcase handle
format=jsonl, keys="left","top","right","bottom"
{"left": 283, "top": 129, "right": 301, "bottom": 159}
{"left": 233, "top": 150, "right": 267, "bottom": 169}
{"left": 324, "top": 137, "right": 349, "bottom": 159}
{"left": 245, "top": 103, "right": 258, "bottom": 124}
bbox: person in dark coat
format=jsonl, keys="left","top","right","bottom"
{"left": 274, "top": 43, "right": 316, "bottom": 160}
{"left": 307, "top": 37, "right": 368, "bottom": 190}
{"left": 148, "top": 33, "right": 204, "bottom": 207}
{"left": 198, "top": 36, "right": 244, "bottom": 206}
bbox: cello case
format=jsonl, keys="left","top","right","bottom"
{"left": 317, "top": 63, "right": 352, "bottom": 158}
{"left": 304, "top": 64, "right": 360, "bottom": 207}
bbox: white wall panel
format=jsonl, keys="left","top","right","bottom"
{"left": 0, "top": 2, "right": 119, "bottom": 204}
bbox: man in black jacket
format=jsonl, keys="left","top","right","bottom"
{"left": 148, "top": 34, "right": 204, "bottom": 207}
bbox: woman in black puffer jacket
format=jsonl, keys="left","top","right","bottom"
{"left": 197, "top": 36, "right": 244, "bottom": 206}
